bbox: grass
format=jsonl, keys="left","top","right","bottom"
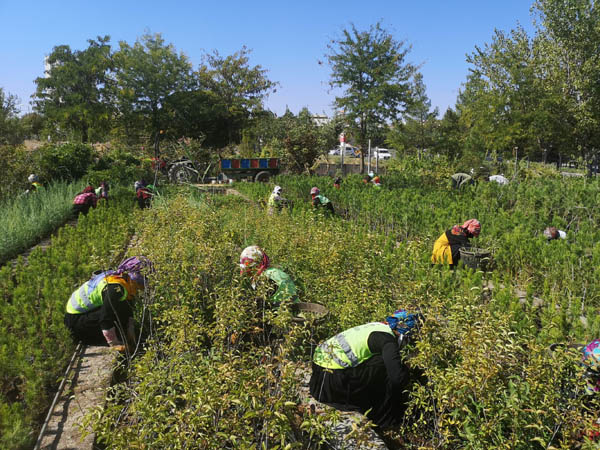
{"left": 0, "top": 180, "right": 85, "bottom": 264}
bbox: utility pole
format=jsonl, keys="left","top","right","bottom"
{"left": 340, "top": 133, "right": 345, "bottom": 175}
{"left": 367, "top": 140, "right": 371, "bottom": 173}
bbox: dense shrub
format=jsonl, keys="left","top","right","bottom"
{"left": 86, "top": 149, "right": 154, "bottom": 187}
{"left": 37, "top": 142, "right": 94, "bottom": 181}
{"left": 0, "top": 144, "right": 38, "bottom": 199}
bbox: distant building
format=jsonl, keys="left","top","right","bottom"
{"left": 312, "top": 114, "right": 330, "bottom": 126}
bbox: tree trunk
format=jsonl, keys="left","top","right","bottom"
{"left": 81, "top": 123, "right": 89, "bottom": 143}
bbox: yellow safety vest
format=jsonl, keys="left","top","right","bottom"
{"left": 313, "top": 322, "right": 394, "bottom": 370}
{"left": 66, "top": 275, "right": 130, "bottom": 314}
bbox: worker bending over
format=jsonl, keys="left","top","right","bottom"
{"left": 309, "top": 310, "right": 422, "bottom": 428}
{"left": 95, "top": 181, "right": 109, "bottom": 202}
{"left": 239, "top": 245, "right": 298, "bottom": 306}
{"left": 431, "top": 219, "right": 481, "bottom": 268}
{"left": 64, "top": 256, "right": 152, "bottom": 351}
{"left": 267, "top": 185, "right": 287, "bottom": 215}
{"left": 543, "top": 226, "right": 567, "bottom": 241}
{"left": 26, "top": 174, "right": 44, "bottom": 194}
{"left": 135, "top": 180, "right": 153, "bottom": 209}
{"left": 310, "top": 187, "right": 334, "bottom": 216}
{"left": 72, "top": 186, "right": 98, "bottom": 216}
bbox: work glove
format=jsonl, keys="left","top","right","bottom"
{"left": 102, "top": 327, "right": 124, "bottom": 349}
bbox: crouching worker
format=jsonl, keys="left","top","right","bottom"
{"left": 267, "top": 185, "right": 287, "bottom": 215}
{"left": 239, "top": 245, "right": 298, "bottom": 306}
{"left": 64, "top": 256, "right": 152, "bottom": 351}
{"left": 26, "top": 174, "right": 44, "bottom": 194}
{"left": 543, "top": 226, "right": 567, "bottom": 241}
{"left": 310, "top": 187, "right": 335, "bottom": 216}
{"left": 72, "top": 186, "right": 98, "bottom": 216}
{"left": 309, "top": 310, "right": 423, "bottom": 428}
{"left": 431, "top": 219, "right": 481, "bottom": 268}
{"left": 135, "top": 180, "right": 153, "bottom": 209}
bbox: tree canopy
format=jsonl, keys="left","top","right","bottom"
{"left": 326, "top": 21, "right": 417, "bottom": 172}
{"left": 33, "top": 36, "right": 114, "bottom": 143}
{"left": 113, "top": 33, "right": 195, "bottom": 144}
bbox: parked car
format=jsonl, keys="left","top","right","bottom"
{"left": 329, "top": 145, "right": 360, "bottom": 157}
{"left": 373, "top": 149, "right": 392, "bottom": 160}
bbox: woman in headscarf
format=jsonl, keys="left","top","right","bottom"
{"left": 431, "top": 219, "right": 481, "bottom": 268}
{"left": 72, "top": 185, "right": 98, "bottom": 216}
{"left": 309, "top": 310, "right": 423, "bottom": 428}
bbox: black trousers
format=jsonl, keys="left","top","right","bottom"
{"left": 64, "top": 309, "right": 128, "bottom": 346}
{"left": 73, "top": 203, "right": 92, "bottom": 216}
{"left": 309, "top": 358, "right": 407, "bottom": 428}
{"left": 137, "top": 196, "right": 151, "bottom": 209}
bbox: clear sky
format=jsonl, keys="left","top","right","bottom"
{"left": 0, "top": 0, "right": 536, "bottom": 118}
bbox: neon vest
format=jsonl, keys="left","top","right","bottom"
{"left": 316, "top": 194, "right": 330, "bottom": 205}
{"left": 66, "top": 274, "right": 129, "bottom": 314}
{"left": 313, "top": 322, "right": 394, "bottom": 370}
{"left": 263, "top": 267, "right": 298, "bottom": 304}
{"left": 268, "top": 193, "right": 279, "bottom": 207}
{"left": 32, "top": 182, "right": 43, "bottom": 191}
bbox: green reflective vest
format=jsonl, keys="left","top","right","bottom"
{"left": 263, "top": 267, "right": 298, "bottom": 304}
{"left": 313, "top": 322, "right": 394, "bottom": 370}
{"left": 268, "top": 193, "right": 279, "bottom": 208}
{"left": 316, "top": 194, "right": 330, "bottom": 205}
{"left": 66, "top": 277, "right": 128, "bottom": 314}
{"left": 32, "top": 182, "right": 44, "bottom": 191}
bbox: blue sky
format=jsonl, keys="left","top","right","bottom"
{"left": 0, "top": 0, "right": 535, "bottom": 117}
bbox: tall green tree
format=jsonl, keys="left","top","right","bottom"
{"left": 0, "top": 88, "right": 23, "bottom": 145}
{"left": 326, "top": 22, "right": 416, "bottom": 172}
{"left": 114, "top": 33, "right": 195, "bottom": 146}
{"left": 533, "top": 0, "right": 600, "bottom": 161}
{"left": 33, "top": 36, "right": 114, "bottom": 143}
{"left": 163, "top": 90, "right": 230, "bottom": 149}
{"left": 199, "top": 46, "right": 277, "bottom": 145}
{"left": 434, "top": 107, "right": 466, "bottom": 159}
{"left": 387, "top": 73, "right": 438, "bottom": 156}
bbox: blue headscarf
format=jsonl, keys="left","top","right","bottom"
{"left": 385, "top": 309, "right": 422, "bottom": 335}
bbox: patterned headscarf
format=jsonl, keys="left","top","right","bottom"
{"left": 117, "top": 256, "right": 153, "bottom": 287}
{"left": 543, "top": 227, "right": 559, "bottom": 240}
{"left": 462, "top": 219, "right": 481, "bottom": 237}
{"left": 239, "top": 246, "right": 270, "bottom": 276}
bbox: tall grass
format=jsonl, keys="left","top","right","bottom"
{"left": 0, "top": 181, "right": 85, "bottom": 264}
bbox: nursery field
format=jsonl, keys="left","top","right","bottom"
{"left": 0, "top": 181, "right": 87, "bottom": 265}
{"left": 0, "top": 190, "right": 135, "bottom": 448}
{"left": 3, "top": 157, "right": 600, "bottom": 449}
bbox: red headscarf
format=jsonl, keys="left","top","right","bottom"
{"left": 462, "top": 219, "right": 481, "bottom": 237}
{"left": 83, "top": 185, "right": 95, "bottom": 194}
